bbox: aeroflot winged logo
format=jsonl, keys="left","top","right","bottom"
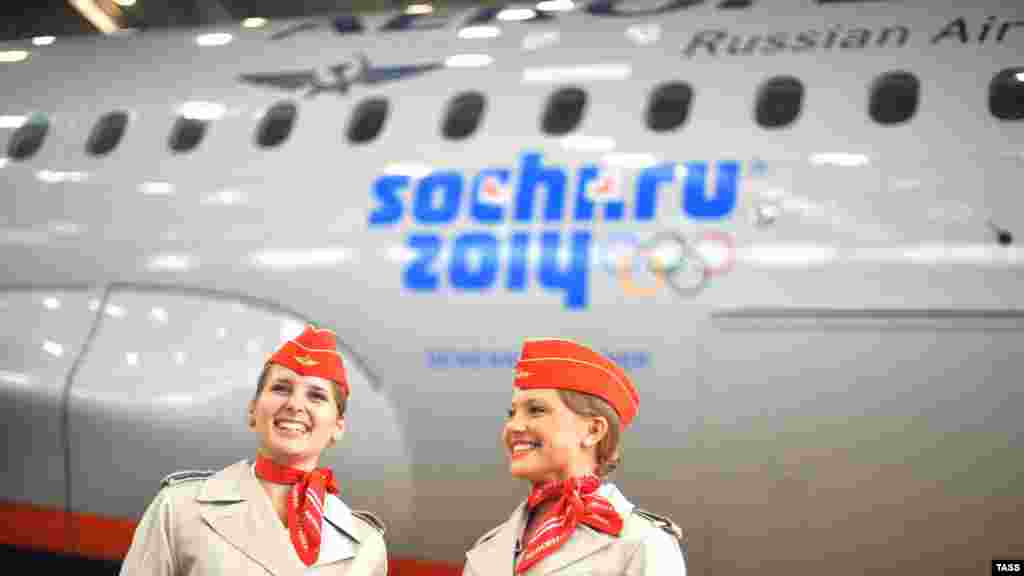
{"left": 368, "top": 151, "right": 740, "bottom": 310}
{"left": 238, "top": 52, "right": 443, "bottom": 97}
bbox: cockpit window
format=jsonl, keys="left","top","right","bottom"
{"left": 990, "top": 67, "right": 1024, "bottom": 121}
{"left": 442, "top": 91, "right": 486, "bottom": 140}
{"left": 755, "top": 76, "right": 803, "bottom": 128}
{"left": 542, "top": 87, "right": 587, "bottom": 135}
{"left": 870, "top": 71, "right": 919, "bottom": 125}
{"left": 347, "top": 97, "right": 389, "bottom": 144}
{"left": 6, "top": 113, "right": 49, "bottom": 160}
{"left": 256, "top": 101, "right": 297, "bottom": 148}
{"left": 647, "top": 82, "right": 693, "bottom": 132}
{"left": 168, "top": 116, "right": 207, "bottom": 153}
{"left": 86, "top": 111, "right": 129, "bottom": 156}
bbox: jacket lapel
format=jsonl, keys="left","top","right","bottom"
{"left": 316, "top": 493, "right": 358, "bottom": 565}
{"left": 530, "top": 526, "right": 615, "bottom": 575}
{"left": 197, "top": 460, "right": 303, "bottom": 576}
{"left": 466, "top": 502, "right": 526, "bottom": 576}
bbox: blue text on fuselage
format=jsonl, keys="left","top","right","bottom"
{"left": 368, "top": 151, "right": 739, "bottom": 309}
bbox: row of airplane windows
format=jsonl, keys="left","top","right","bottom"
{"left": 5, "top": 68, "right": 1023, "bottom": 161}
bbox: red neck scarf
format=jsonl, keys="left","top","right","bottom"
{"left": 254, "top": 454, "right": 340, "bottom": 566}
{"left": 515, "top": 475, "right": 623, "bottom": 574}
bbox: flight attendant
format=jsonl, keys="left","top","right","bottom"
{"left": 463, "top": 337, "right": 687, "bottom": 575}
{"left": 120, "top": 325, "right": 388, "bottom": 576}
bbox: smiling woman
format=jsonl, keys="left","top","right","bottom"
{"left": 118, "top": 325, "right": 389, "bottom": 576}
{"left": 248, "top": 339, "right": 348, "bottom": 474}
{"left": 463, "top": 337, "right": 687, "bottom": 576}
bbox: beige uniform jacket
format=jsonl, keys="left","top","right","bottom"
{"left": 463, "top": 484, "right": 686, "bottom": 576}
{"left": 120, "top": 460, "right": 388, "bottom": 576}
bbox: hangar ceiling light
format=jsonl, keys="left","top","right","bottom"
{"left": 68, "top": 0, "right": 122, "bottom": 34}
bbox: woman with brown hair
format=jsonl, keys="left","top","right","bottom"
{"left": 120, "top": 325, "right": 388, "bottom": 576}
{"left": 463, "top": 337, "right": 687, "bottom": 575}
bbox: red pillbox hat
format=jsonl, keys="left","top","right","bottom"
{"left": 514, "top": 338, "right": 639, "bottom": 427}
{"left": 267, "top": 325, "right": 349, "bottom": 398}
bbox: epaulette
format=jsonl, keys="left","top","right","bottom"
{"left": 473, "top": 524, "right": 504, "bottom": 548}
{"left": 160, "top": 469, "right": 216, "bottom": 489}
{"left": 352, "top": 510, "right": 387, "bottom": 536}
{"left": 633, "top": 508, "right": 687, "bottom": 558}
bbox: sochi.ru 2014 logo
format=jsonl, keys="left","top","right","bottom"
{"left": 368, "top": 150, "right": 741, "bottom": 310}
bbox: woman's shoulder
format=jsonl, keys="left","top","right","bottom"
{"left": 624, "top": 508, "right": 685, "bottom": 543}
{"left": 621, "top": 507, "right": 688, "bottom": 565}
{"left": 600, "top": 483, "right": 684, "bottom": 545}
{"left": 350, "top": 510, "right": 387, "bottom": 538}
{"left": 621, "top": 507, "right": 686, "bottom": 551}
{"left": 155, "top": 460, "right": 246, "bottom": 500}
{"left": 159, "top": 469, "right": 218, "bottom": 490}
{"left": 346, "top": 508, "right": 388, "bottom": 561}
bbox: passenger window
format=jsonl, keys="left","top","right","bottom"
{"left": 755, "top": 76, "right": 803, "bottom": 128}
{"left": 380, "top": 12, "right": 449, "bottom": 32}
{"left": 647, "top": 82, "right": 693, "bottom": 132}
{"left": 587, "top": 0, "right": 724, "bottom": 16}
{"left": 542, "top": 87, "right": 587, "bottom": 135}
{"left": 168, "top": 116, "right": 207, "bottom": 153}
{"left": 442, "top": 91, "right": 486, "bottom": 140}
{"left": 347, "top": 97, "right": 389, "bottom": 144}
{"left": 332, "top": 14, "right": 364, "bottom": 34}
{"left": 870, "top": 71, "right": 918, "bottom": 125}
{"left": 6, "top": 113, "right": 49, "bottom": 160}
{"left": 86, "top": 111, "right": 129, "bottom": 156}
{"left": 990, "top": 67, "right": 1024, "bottom": 121}
{"left": 256, "top": 101, "right": 297, "bottom": 148}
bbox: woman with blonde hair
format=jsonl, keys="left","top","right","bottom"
{"left": 120, "top": 325, "right": 388, "bottom": 576}
{"left": 463, "top": 337, "right": 687, "bottom": 575}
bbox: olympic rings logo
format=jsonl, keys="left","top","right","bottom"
{"left": 598, "top": 230, "right": 736, "bottom": 297}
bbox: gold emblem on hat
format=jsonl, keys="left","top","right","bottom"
{"left": 294, "top": 354, "right": 319, "bottom": 367}
{"left": 515, "top": 370, "right": 531, "bottom": 379}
